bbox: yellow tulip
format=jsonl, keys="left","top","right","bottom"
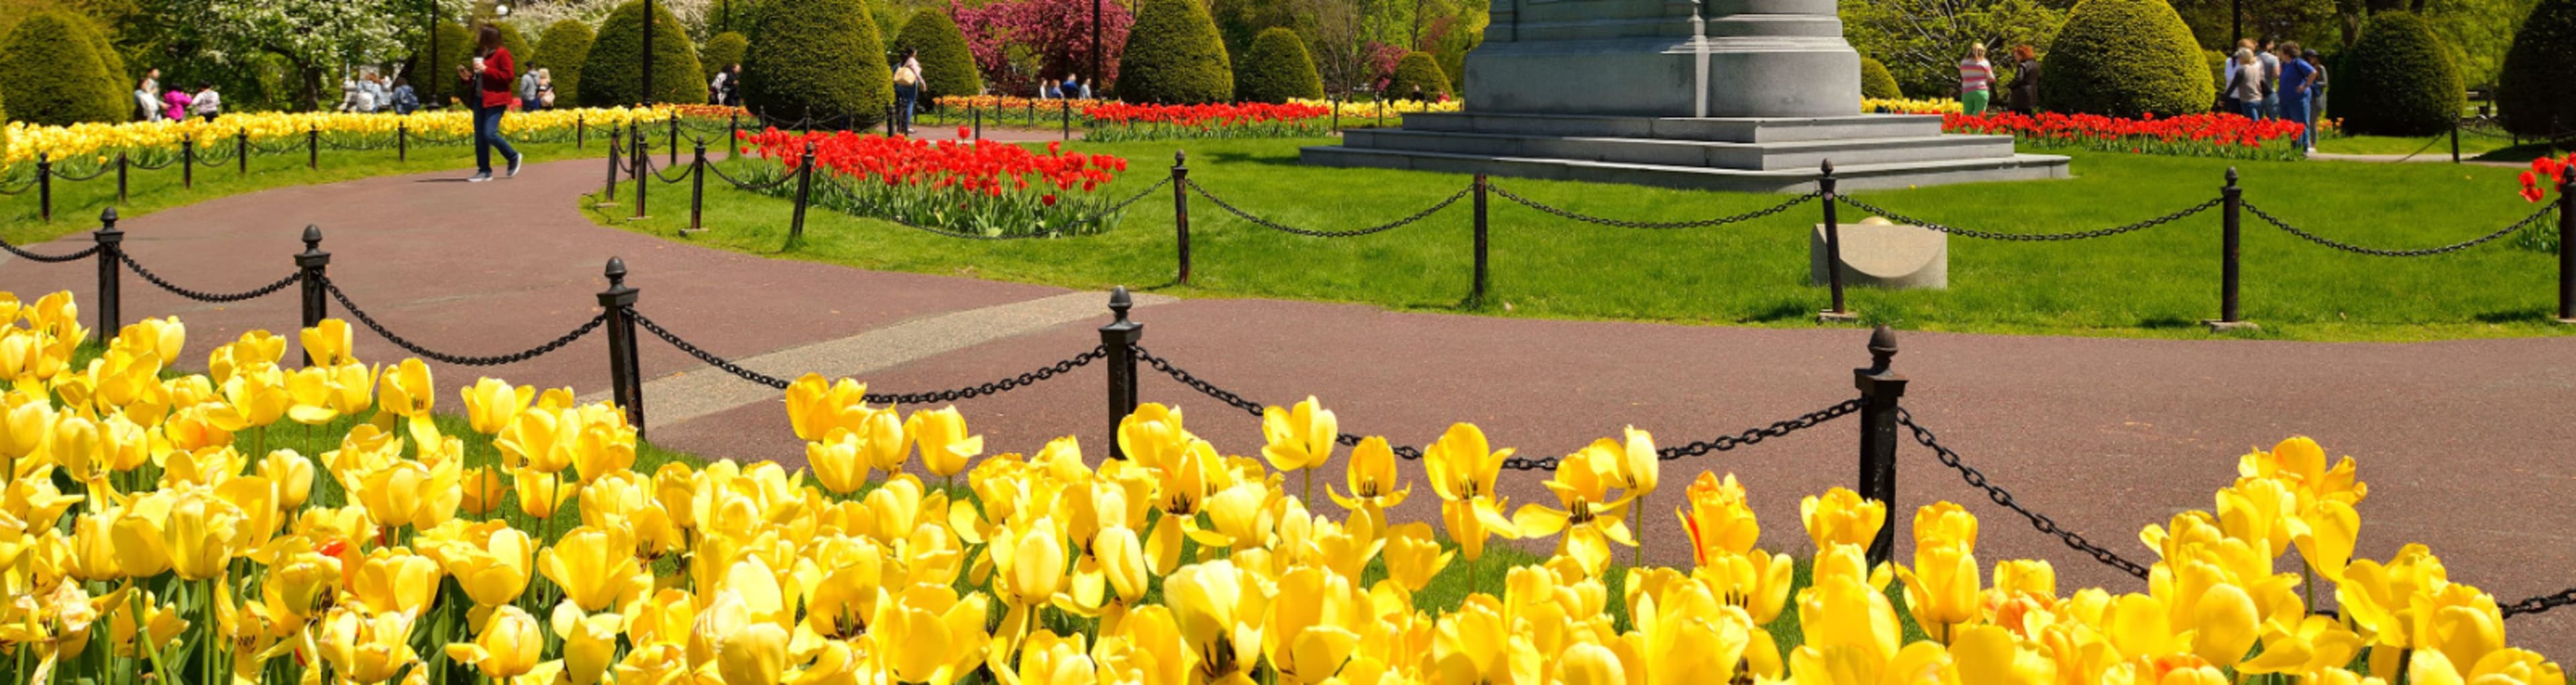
{"left": 1095, "top": 525, "right": 1151, "bottom": 604}
{"left": 717, "top": 622, "right": 790, "bottom": 685}
{"left": 0, "top": 392, "right": 53, "bottom": 463}
{"left": 1260, "top": 396, "right": 1337, "bottom": 496}
{"left": 443, "top": 604, "right": 542, "bottom": 679}
{"left": 871, "top": 584, "right": 991, "bottom": 685}
{"left": 1799, "top": 573, "right": 1902, "bottom": 665}
{"left": 861, "top": 406, "right": 912, "bottom": 474}
{"left": 2237, "top": 436, "right": 2366, "bottom": 505}
{"left": 350, "top": 549, "right": 442, "bottom": 617}
{"left": 376, "top": 359, "right": 437, "bottom": 445}
{"left": 2239, "top": 615, "right": 2363, "bottom": 676}
{"left": 1695, "top": 548, "right": 1796, "bottom": 625}
{"left": 784, "top": 373, "right": 872, "bottom": 441}
{"left": 540, "top": 525, "right": 649, "bottom": 613}
{"left": 1263, "top": 566, "right": 1363, "bottom": 685}
{"left": 2289, "top": 497, "right": 2360, "bottom": 582}
{"left": 1682, "top": 471, "right": 1761, "bottom": 564}
{"left": 301, "top": 319, "right": 356, "bottom": 366}
{"left": 1165, "top": 560, "right": 1272, "bottom": 682}
{"left": 1000, "top": 630, "right": 1097, "bottom": 685}
{"left": 109, "top": 493, "right": 174, "bottom": 577}
{"left": 909, "top": 406, "right": 983, "bottom": 478}
{"left": 808, "top": 427, "right": 870, "bottom": 494}
{"left": 164, "top": 487, "right": 247, "bottom": 580}
{"left": 1095, "top": 605, "right": 1193, "bottom": 685}
{"left": 259, "top": 550, "right": 341, "bottom": 625}
{"left": 1117, "top": 403, "right": 1191, "bottom": 467}
{"left": 444, "top": 525, "right": 533, "bottom": 607}
{"left": 1327, "top": 435, "right": 1411, "bottom": 512}
{"left": 1422, "top": 422, "right": 1509, "bottom": 502}
{"left": 551, "top": 601, "right": 623, "bottom": 685}
{"left": 1802, "top": 487, "right": 1888, "bottom": 552}
{"left": 315, "top": 607, "right": 419, "bottom": 684}
{"left": 1631, "top": 578, "right": 1755, "bottom": 684}
{"left": 1560, "top": 641, "right": 1631, "bottom": 685}
{"left": 513, "top": 466, "right": 578, "bottom": 520}
{"left": 460, "top": 377, "right": 535, "bottom": 435}
{"left": 1512, "top": 443, "right": 1635, "bottom": 578}
{"left": 2412, "top": 582, "right": 2505, "bottom": 672}
{"left": 1380, "top": 521, "right": 1454, "bottom": 593}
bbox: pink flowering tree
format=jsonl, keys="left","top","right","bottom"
{"left": 952, "top": 0, "right": 1134, "bottom": 97}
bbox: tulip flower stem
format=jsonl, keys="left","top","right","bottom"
{"left": 129, "top": 592, "right": 174, "bottom": 685}
{"left": 2301, "top": 566, "right": 2316, "bottom": 618}
{"left": 1633, "top": 491, "right": 1648, "bottom": 568}
{"left": 1303, "top": 469, "right": 1313, "bottom": 505}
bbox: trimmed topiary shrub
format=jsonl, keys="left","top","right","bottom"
{"left": 1234, "top": 27, "right": 1322, "bottom": 103}
{"left": 2206, "top": 50, "right": 2229, "bottom": 110}
{"left": 741, "top": 0, "right": 891, "bottom": 127}
{"left": 2339, "top": 12, "right": 2464, "bottom": 136}
{"left": 496, "top": 23, "right": 533, "bottom": 76}
{"left": 531, "top": 19, "right": 596, "bottom": 105}
{"left": 0, "top": 11, "right": 127, "bottom": 125}
{"left": 2500, "top": 0, "right": 2576, "bottom": 138}
{"left": 891, "top": 10, "right": 982, "bottom": 104}
{"left": 1121, "top": 0, "right": 1234, "bottom": 104}
{"left": 405, "top": 21, "right": 472, "bottom": 107}
{"left": 2038, "top": 0, "right": 2211, "bottom": 117}
{"left": 1860, "top": 57, "right": 1903, "bottom": 99}
{"left": 1385, "top": 52, "right": 1450, "bottom": 100}
{"left": 701, "top": 32, "right": 749, "bottom": 84}
{"left": 580, "top": 0, "right": 706, "bottom": 107}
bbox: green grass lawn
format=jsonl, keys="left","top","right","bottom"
{"left": 2315, "top": 131, "right": 2515, "bottom": 156}
{"left": 590, "top": 136, "right": 2566, "bottom": 341}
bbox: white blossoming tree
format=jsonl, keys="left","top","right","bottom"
{"left": 150, "top": 0, "right": 476, "bottom": 109}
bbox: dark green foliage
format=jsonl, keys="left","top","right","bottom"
{"left": 2206, "top": 50, "right": 2229, "bottom": 111}
{"left": 580, "top": 0, "right": 707, "bottom": 107}
{"left": 531, "top": 19, "right": 596, "bottom": 106}
{"left": 702, "top": 31, "right": 749, "bottom": 83}
{"left": 1212, "top": 0, "right": 1295, "bottom": 64}
{"left": 2339, "top": 12, "right": 2464, "bottom": 136}
{"left": 496, "top": 23, "right": 533, "bottom": 76}
{"left": 0, "top": 11, "right": 126, "bottom": 125}
{"left": 405, "top": 21, "right": 472, "bottom": 107}
{"left": 706, "top": 0, "right": 764, "bottom": 36}
{"left": 1121, "top": 0, "right": 1234, "bottom": 104}
{"left": 1385, "top": 52, "right": 1450, "bottom": 99}
{"left": 2500, "top": 0, "right": 2576, "bottom": 137}
{"left": 1860, "top": 57, "right": 1903, "bottom": 99}
{"left": 2039, "top": 0, "right": 2213, "bottom": 116}
{"left": 1233, "top": 27, "right": 1322, "bottom": 103}
{"left": 741, "top": 0, "right": 892, "bottom": 127}
{"left": 891, "top": 11, "right": 982, "bottom": 103}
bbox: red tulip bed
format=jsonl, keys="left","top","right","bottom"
{"left": 733, "top": 128, "right": 1130, "bottom": 238}
{"left": 1938, "top": 111, "right": 2310, "bottom": 160}
{"left": 1081, "top": 102, "right": 1334, "bottom": 142}
{"left": 2514, "top": 152, "right": 2575, "bottom": 252}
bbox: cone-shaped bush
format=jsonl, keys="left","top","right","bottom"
{"left": 2499, "top": 0, "right": 2576, "bottom": 138}
{"left": 1122, "top": 0, "right": 1234, "bottom": 104}
{"left": 741, "top": 0, "right": 891, "bottom": 127}
{"left": 497, "top": 23, "right": 533, "bottom": 76}
{"left": 1861, "top": 57, "right": 1903, "bottom": 99}
{"left": 2039, "top": 0, "right": 2211, "bottom": 117}
{"left": 2339, "top": 12, "right": 2464, "bottom": 136}
{"left": 1385, "top": 52, "right": 1451, "bottom": 99}
{"left": 702, "top": 32, "right": 749, "bottom": 84}
{"left": 0, "top": 11, "right": 128, "bottom": 125}
{"left": 1234, "top": 27, "right": 1322, "bottom": 103}
{"left": 892, "top": 10, "right": 983, "bottom": 103}
{"left": 405, "top": 21, "right": 472, "bottom": 107}
{"left": 580, "top": 0, "right": 707, "bottom": 107}
{"left": 531, "top": 19, "right": 596, "bottom": 105}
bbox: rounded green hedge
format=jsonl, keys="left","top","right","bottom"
{"left": 2039, "top": 0, "right": 2211, "bottom": 117}
{"left": 579, "top": 0, "right": 707, "bottom": 107}
{"left": 1234, "top": 27, "right": 1322, "bottom": 103}
{"left": 741, "top": 0, "right": 891, "bottom": 127}
{"left": 1122, "top": 0, "right": 1234, "bottom": 104}
{"left": 2500, "top": 0, "right": 2576, "bottom": 138}
{"left": 405, "top": 21, "right": 472, "bottom": 107}
{"left": 1385, "top": 52, "right": 1451, "bottom": 99}
{"left": 702, "top": 32, "right": 749, "bottom": 85}
{"left": 2339, "top": 12, "right": 2463, "bottom": 136}
{"left": 0, "top": 11, "right": 127, "bottom": 125}
{"left": 530, "top": 19, "right": 596, "bottom": 105}
{"left": 891, "top": 10, "right": 982, "bottom": 103}
{"left": 1860, "top": 57, "right": 1902, "bottom": 99}
{"left": 497, "top": 23, "right": 533, "bottom": 76}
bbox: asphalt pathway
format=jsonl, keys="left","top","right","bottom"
{"left": 5, "top": 145, "right": 2573, "bottom": 657}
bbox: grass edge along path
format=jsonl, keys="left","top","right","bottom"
{"left": 590, "top": 135, "right": 2567, "bottom": 343}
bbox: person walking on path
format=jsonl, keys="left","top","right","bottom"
{"left": 460, "top": 25, "right": 523, "bottom": 182}
{"left": 2275, "top": 41, "right": 2318, "bottom": 153}
{"left": 892, "top": 49, "right": 923, "bottom": 136}
{"left": 2226, "top": 48, "right": 2265, "bottom": 119}
{"left": 191, "top": 83, "right": 220, "bottom": 122}
{"left": 1958, "top": 43, "right": 1994, "bottom": 115}
{"left": 2006, "top": 44, "right": 2040, "bottom": 115}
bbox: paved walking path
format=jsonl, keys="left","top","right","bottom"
{"left": 6, "top": 153, "right": 2575, "bottom": 657}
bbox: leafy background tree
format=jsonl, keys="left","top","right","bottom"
{"left": 891, "top": 9, "right": 983, "bottom": 103}
{"left": 953, "top": 0, "right": 1132, "bottom": 96}
{"left": 1841, "top": 0, "right": 2067, "bottom": 97}
{"left": 578, "top": 0, "right": 705, "bottom": 106}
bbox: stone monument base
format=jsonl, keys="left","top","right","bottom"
{"left": 1301, "top": 112, "right": 2070, "bottom": 193}
{"left": 1810, "top": 221, "right": 1947, "bottom": 290}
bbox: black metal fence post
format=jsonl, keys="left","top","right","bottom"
{"left": 1472, "top": 174, "right": 1490, "bottom": 305}
{"left": 973, "top": 105, "right": 983, "bottom": 140}
{"left": 689, "top": 138, "right": 707, "bottom": 233}
{"left": 788, "top": 142, "right": 816, "bottom": 248}
{"left": 398, "top": 121, "right": 409, "bottom": 163}
{"left": 727, "top": 113, "right": 739, "bottom": 149}
{"left": 181, "top": 136, "right": 195, "bottom": 189}
{"left": 37, "top": 154, "right": 52, "bottom": 222}
{"left": 632, "top": 127, "right": 650, "bottom": 220}
{"left": 578, "top": 113, "right": 588, "bottom": 150}
{"left": 236, "top": 131, "right": 248, "bottom": 176}
{"left": 602, "top": 135, "right": 622, "bottom": 204}
{"left": 1331, "top": 93, "right": 1340, "bottom": 134}
{"left": 2559, "top": 172, "right": 2575, "bottom": 324}
{"left": 598, "top": 258, "right": 647, "bottom": 438}
{"left": 1028, "top": 98, "right": 1036, "bottom": 127}
{"left": 1172, "top": 151, "right": 1191, "bottom": 284}
{"left": 2220, "top": 168, "right": 2245, "bottom": 326}
{"left": 1855, "top": 325, "right": 1907, "bottom": 567}
{"left": 297, "top": 225, "right": 330, "bottom": 366}
{"left": 668, "top": 114, "right": 680, "bottom": 168}
{"left": 307, "top": 126, "right": 319, "bottom": 170}
{"left": 1062, "top": 101, "right": 1072, "bottom": 141}
{"left": 1099, "top": 286, "right": 1142, "bottom": 459}
{"left": 1819, "top": 160, "right": 1851, "bottom": 321}
{"left": 114, "top": 153, "right": 127, "bottom": 204}
{"left": 2451, "top": 120, "right": 2461, "bottom": 164}
{"left": 93, "top": 209, "right": 122, "bottom": 335}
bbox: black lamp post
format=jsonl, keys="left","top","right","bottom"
{"left": 2233, "top": 0, "right": 2241, "bottom": 46}
{"left": 427, "top": 0, "right": 440, "bottom": 106}
{"left": 642, "top": 0, "right": 656, "bottom": 107}
{"left": 1091, "top": 0, "right": 1102, "bottom": 97}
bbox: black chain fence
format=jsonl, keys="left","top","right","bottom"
{"left": 1187, "top": 178, "right": 1470, "bottom": 238}
{"left": 1895, "top": 407, "right": 2154, "bottom": 580}
{"left": 321, "top": 276, "right": 606, "bottom": 366}
{"left": 119, "top": 254, "right": 303, "bottom": 303}
{"left": 49, "top": 164, "right": 114, "bottom": 182}
{"left": 1492, "top": 184, "right": 1819, "bottom": 230}
{"left": 627, "top": 307, "right": 1106, "bottom": 404}
{"left": 0, "top": 178, "right": 37, "bottom": 197}
{"left": 706, "top": 161, "right": 798, "bottom": 193}
{"left": 2502, "top": 588, "right": 2576, "bottom": 619}
{"left": 2246, "top": 201, "right": 2558, "bottom": 257}
{"left": 0, "top": 238, "right": 100, "bottom": 263}
{"left": 1837, "top": 195, "right": 2221, "bottom": 242}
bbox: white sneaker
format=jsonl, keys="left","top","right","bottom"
{"left": 507, "top": 154, "right": 524, "bottom": 178}
{"left": 468, "top": 172, "right": 492, "bottom": 182}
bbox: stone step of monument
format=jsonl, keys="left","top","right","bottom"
{"left": 1396, "top": 112, "right": 1947, "bottom": 143}
{"left": 1297, "top": 146, "right": 2070, "bottom": 194}
{"left": 1342, "top": 128, "right": 2017, "bottom": 172}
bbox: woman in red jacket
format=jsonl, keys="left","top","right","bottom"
{"left": 459, "top": 25, "right": 523, "bottom": 181}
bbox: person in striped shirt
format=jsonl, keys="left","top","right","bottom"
{"left": 1959, "top": 43, "right": 1994, "bottom": 115}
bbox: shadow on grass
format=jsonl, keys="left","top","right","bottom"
{"left": 2474, "top": 307, "right": 2559, "bottom": 324}
{"left": 1739, "top": 299, "right": 1813, "bottom": 324}
{"left": 1203, "top": 150, "right": 1306, "bottom": 168}
{"left": 2139, "top": 315, "right": 2202, "bottom": 330}
{"left": 2473, "top": 142, "right": 2575, "bottom": 164}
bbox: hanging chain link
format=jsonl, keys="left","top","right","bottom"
{"left": 0, "top": 239, "right": 100, "bottom": 263}
{"left": 49, "top": 164, "right": 115, "bottom": 182}
{"left": 2245, "top": 201, "right": 2557, "bottom": 257}
{"left": 0, "top": 177, "right": 38, "bottom": 196}
{"left": 119, "top": 254, "right": 301, "bottom": 303}
{"left": 2501, "top": 588, "right": 2576, "bottom": 619}
{"left": 1491, "top": 185, "right": 1819, "bottom": 229}
{"left": 627, "top": 307, "right": 792, "bottom": 388}
{"left": 1658, "top": 398, "right": 1865, "bottom": 460}
{"left": 1188, "top": 178, "right": 1470, "bottom": 238}
{"left": 1836, "top": 195, "right": 2219, "bottom": 242}
{"left": 705, "top": 161, "right": 799, "bottom": 193}
{"left": 1897, "top": 407, "right": 2153, "bottom": 580}
{"left": 322, "top": 276, "right": 606, "bottom": 366}
{"left": 861, "top": 347, "right": 1108, "bottom": 405}
{"left": 634, "top": 154, "right": 698, "bottom": 185}
{"left": 127, "top": 156, "right": 180, "bottom": 171}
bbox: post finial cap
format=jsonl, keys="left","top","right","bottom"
{"left": 1108, "top": 286, "right": 1132, "bottom": 322}
{"left": 99, "top": 207, "right": 117, "bottom": 225}
{"left": 1867, "top": 324, "right": 1898, "bottom": 371}
{"left": 303, "top": 225, "right": 323, "bottom": 247}
{"left": 605, "top": 257, "right": 629, "bottom": 285}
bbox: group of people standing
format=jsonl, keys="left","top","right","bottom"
{"left": 1036, "top": 74, "right": 1091, "bottom": 100}
{"left": 133, "top": 68, "right": 222, "bottom": 122}
{"left": 337, "top": 72, "right": 421, "bottom": 114}
{"left": 1955, "top": 43, "right": 2043, "bottom": 116}
{"left": 2224, "top": 38, "right": 2326, "bottom": 152}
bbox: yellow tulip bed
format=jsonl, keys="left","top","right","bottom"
{"left": 1862, "top": 99, "right": 1966, "bottom": 115}
{"left": 3, "top": 106, "right": 733, "bottom": 173}
{"left": 0, "top": 288, "right": 2557, "bottom": 685}
{"left": 1289, "top": 98, "right": 1465, "bottom": 127}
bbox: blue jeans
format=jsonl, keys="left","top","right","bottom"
{"left": 894, "top": 84, "right": 918, "bottom": 134}
{"left": 2281, "top": 97, "right": 2313, "bottom": 149}
{"left": 2261, "top": 93, "right": 2278, "bottom": 120}
{"left": 474, "top": 105, "right": 519, "bottom": 173}
{"left": 2238, "top": 100, "right": 2263, "bottom": 119}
